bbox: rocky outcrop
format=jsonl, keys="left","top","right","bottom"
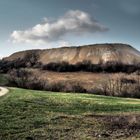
{"left": 4, "top": 43, "right": 140, "bottom": 64}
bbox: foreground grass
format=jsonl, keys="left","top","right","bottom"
{"left": 0, "top": 88, "right": 140, "bottom": 140}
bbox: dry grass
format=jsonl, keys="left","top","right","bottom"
{"left": 29, "top": 69, "right": 139, "bottom": 92}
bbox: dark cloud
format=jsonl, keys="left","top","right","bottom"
{"left": 11, "top": 10, "right": 108, "bottom": 45}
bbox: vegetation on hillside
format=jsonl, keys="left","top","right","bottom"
{"left": 6, "top": 68, "right": 140, "bottom": 98}
{"left": 1, "top": 58, "right": 140, "bottom": 73}
{"left": 42, "top": 61, "right": 140, "bottom": 73}
{"left": 0, "top": 51, "right": 40, "bottom": 73}
{"left": 0, "top": 50, "right": 140, "bottom": 98}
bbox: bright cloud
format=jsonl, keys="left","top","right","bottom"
{"left": 11, "top": 10, "right": 108, "bottom": 45}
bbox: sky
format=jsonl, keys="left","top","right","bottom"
{"left": 0, "top": 0, "right": 140, "bottom": 58}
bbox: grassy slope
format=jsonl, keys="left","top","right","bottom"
{"left": 0, "top": 88, "right": 140, "bottom": 140}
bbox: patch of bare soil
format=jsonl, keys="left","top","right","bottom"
{"left": 39, "top": 114, "right": 140, "bottom": 139}
{"left": 84, "top": 114, "right": 140, "bottom": 139}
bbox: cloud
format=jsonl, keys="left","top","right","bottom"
{"left": 0, "top": 55, "right": 3, "bottom": 59}
{"left": 58, "top": 40, "right": 71, "bottom": 47}
{"left": 11, "top": 10, "right": 108, "bottom": 45}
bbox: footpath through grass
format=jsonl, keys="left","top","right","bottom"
{"left": 0, "top": 88, "right": 140, "bottom": 140}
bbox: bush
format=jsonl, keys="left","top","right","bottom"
{"left": 0, "top": 51, "right": 40, "bottom": 74}
{"left": 24, "top": 51, "right": 39, "bottom": 67}
{"left": 44, "top": 82, "right": 65, "bottom": 92}
{"left": 42, "top": 62, "right": 76, "bottom": 72}
{"left": 26, "top": 78, "right": 46, "bottom": 90}
{"left": 100, "top": 76, "right": 140, "bottom": 98}
{"left": 8, "top": 69, "right": 32, "bottom": 88}
{"left": 8, "top": 69, "right": 47, "bottom": 90}
{"left": 70, "top": 83, "right": 86, "bottom": 93}
{"left": 44, "top": 81, "right": 86, "bottom": 93}
{"left": 0, "top": 60, "right": 16, "bottom": 73}
{"left": 8, "top": 69, "right": 86, "bottom": 93}
{"left": 121, "top": 78, "right": 136, "bottom": 84}
{"left": 42, "top": 61, "right": 140, "bottom": 73}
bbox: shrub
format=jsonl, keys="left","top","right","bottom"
{"left": 8, "top": 69, "right": 47, "bottom": 90}
{"left": 45, "top": 82, "right": 65, "bottom": 92}
{"left": 121, "top": 78, "right": 136, "bottom": 84}
{"left": 24, "top": 51, "right": 39, "bottom": 67}
{"left": 26, "top": 78, "right": 46, "bottom": 90}
{"left": 70, "top": 83, "right": 86, "bottom": 93}
{"left": 100, "top": 76, "right": 140, "bottom": 98}
{"left": 8, "top": 69, "right": 32, "bottom": 88}
{"left": 44, "top": 81, "right": 86, "bottom": 93}
{"left": 0, "top": 51, "right": 40, "bottom": 74}
{"left": 42, "top": 61, "right": 140, "bottom": 73}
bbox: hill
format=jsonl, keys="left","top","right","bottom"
{"left": 0, "top": 87, "right": 140, "bottom": 139}
{"left": 4, "top": 43, "right": 140, "bottom": 65}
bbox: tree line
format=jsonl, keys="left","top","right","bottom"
{"left": 42, "top": 61, "right": 140, "bottom": 73}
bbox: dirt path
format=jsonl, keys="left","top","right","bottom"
{"left": 0, "top": 87, "right": 9, "bottom": 97}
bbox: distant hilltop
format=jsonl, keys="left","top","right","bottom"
{"left": 4, "top": 43, "right": 140, "bottom": 65}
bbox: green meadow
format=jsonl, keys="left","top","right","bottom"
{"left": 0, "top": 88, "right": 140, "bottom": 139}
